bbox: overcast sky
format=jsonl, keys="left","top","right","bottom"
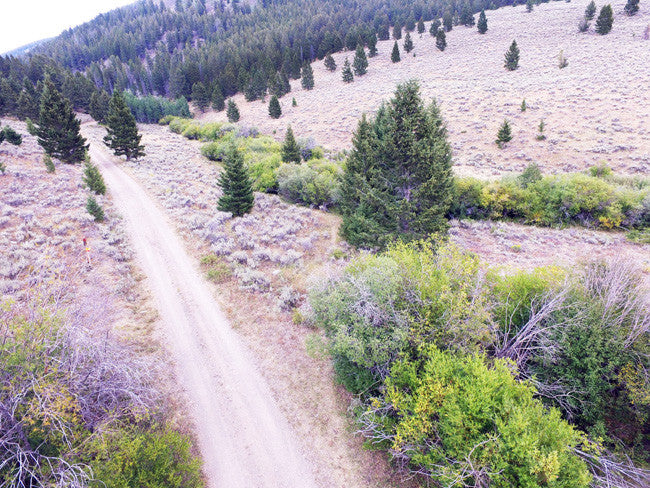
{"left": 0, "top": 0, "right": 136, "bottom": 54}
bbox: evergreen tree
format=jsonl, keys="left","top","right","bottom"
{"left": 393, "top": 21, "right": 403, "bottom": 39}
{"left": 436, "top": 29, "right": 447, "bottom": 51}
{"left": 83, "top": 158, "right": 107, "bottom": 195}
{"left": 324, "top": 53, "right": 337, "bottom": 71}
{"left": 504, "top": 40, "right": 520, "bottom": 71}
{"left": 521, "top": 99, "right": 527, "bottom": 112}
{"left": 191, "top": 82, "right": 210, "bottom": 112}
{"left": 212, "top": 87, "right": 225, "bottom": 111}
{"left": 477, "top": 10, "right": 488, "bottom": 34}
{"left": 340, "top": 80, "right": 454, "bottom": 249}
{"left": 2, "top": 126, "right": 22, "bottom": 146}
{"left": 417, "top": 18, "right": 426, "bottom": 34}
{"left": 526, "top": 0, "right": 534, "bottom": 13}
{"left": 268, "top": 95, "right": 282, "bottom": 119}
{"left": 35, "top": 78, "right": 88, "bottom": 164}
{"left": 17, "top": 82, "right": 40, "bottom": 121}
{"left": 496, "top": 119, "right": 513, "bottom": 147}
{"left": 104, "top": 91, "right": 145, "bottom": 161}
{"left": 624, "top": 0, "right": 639, "bottom": 15}
{"left": 226, "top": 99, "right": 240, "bottom": 122}
{"left": 460, "top": 3, "right": 475, "bottom": 26}
{"left": 353, "top": 45, "right": 368, "bottom": 76}
{"left": 405, "top": 15, "right": 416, "bottom": 32}
{"left": 281, "top": 126, "right": 301, "bottom": 163}
{"left": 0, "top": 160, "right": 5, "bottom": 175}
{"left": 368, "top": 33, "right": 378, "bottom": 57}
{"left": 391, "top": 42, "right": 401, "bottom": 62}
{"left": 89, "top": 90, "right": 110, "bottom": 123}
{"left": 443, "top": 9, "right": 453, "bottom": 32}
{"left": 429, "top": 19, "right": 441, "bottom": 36}
{"left": 86, "top": 195, "right": 105, "bottom": 222}
{"left": 301, "top": 63, "right": 314, "bottom": 90}
{"left": 596, "top": 4, "right": 614, "bottom": 34}
{"left": 585, "top": 0, "right": 597, "bottom": 20}
{"left": 217, "top": 145, "right": 254, "bottom": 217}
{"left": 342, "top": 58, "right": 355, "bottom": 82}
{"left": 536, "top": 119, "right": 546, "bottom": 140}
{"left": 292, "top": 97, "right": 297, "bottom": 107}
{"left": 44, "top": 154, "right": 55, "bottom": 173}
{"left": 403, "top": 33, "right": 414, "bottom": 53}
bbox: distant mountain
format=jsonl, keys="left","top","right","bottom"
{"left": 3, "top": 38, "right": 53, "bottom": 57}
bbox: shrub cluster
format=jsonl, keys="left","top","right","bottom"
{"left": 123, "top": 92, "right": 191, "bottom": 123}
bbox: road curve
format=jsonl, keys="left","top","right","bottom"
{"left": 85, "top": 128, "right": 319, "bottom": 488}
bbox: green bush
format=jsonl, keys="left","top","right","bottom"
{"left": 276, "top": 160, "right": 342, "bottom": 207}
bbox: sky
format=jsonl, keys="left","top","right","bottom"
{"left": 0, "top": 0, "right": 137, "bottom": 54}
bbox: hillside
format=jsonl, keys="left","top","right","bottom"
{"left": 199, "top": 0, "right": 650, "bottom": 178}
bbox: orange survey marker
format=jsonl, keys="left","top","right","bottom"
{"left": 83, "top": 237, "right": 91, "bottom": 265}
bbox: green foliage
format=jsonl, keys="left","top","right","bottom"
{"left": 521, "top": 98, "right": 527, "bottom": 111}
{"left": 268, "top": 95, "right": 282, "bottom": 119}
{"left": 44, "top": 154, "right": 56, "bottom": 173}
{"left": 200, "top": 254, "right": 232, "bottom": 283}
{"left": 1, "top": 125, "right": 22, "bottom": 145}
{"left": 123, "top": 92, "right": 191, "bottom": 123}
{"left": 526, "top": 0, "right": 535, "bottom": 12}
{"left": 86, "top": 195, "right": 105, "bottom": 222}
{"left": 226, "top": 99, "right": 240, "bottom": 122}
{"left": 558, "top": 50, "right": 568, "bottom": 69}
{"left": 579, "top": 17, "right": 590, "bottom": 33}
{"left": 477, "top": 10, "right": 488, "bottom": 34}
{"left": 624, "top": 0, "right": 640, "bottom": 15}
{"left": 518, "top": 162, "right": 543, "bottom": 188}
{"left": 443, "top": 9, "right": 453, "bottom": 31}
{"left": 496, "top": 119, "right": 513, "bottom": 147}
{"left": 89, "top": 89, "right": 111, "bottom": 123}
{"left": 368, "top": 33, "right": 378, "bottom": 57}
{"left": 276, "top": 159, "right": 342, "bottom": 207}
{"left": 324, "top": 53, "right": 337, "bottom": 71}
{"left": 435, "top": 28, "right": 447, "bottom": 51}
{"left": 429, "top": 18, "right": 441, "bottom": 36}
{"left": 340, "top": 81, "right": 454, "bottom": 249}
{"left": 104, "top": 91, "right": 145, "bottom": 160}
{"left": 191, "top": 82, "right": 210, "bottom": 112}
{"left": 371, "top": 347, "right": 592, "bottom": 488}
{"left": 536, "top": 119, "right": 546, "bottom": 140}
{"left": 0, "top": 160, "right": 5, "bottom": 174}
{"left": 393, "top": 21, "right": 402, "bottom": 39}
{"left": 35, "top": 78, "right": 88, "bottom": 164}
{"left": 585, "top": 0, "right": 597, "bottom": 20}
{"left": 403, "top": 32, "right": 414, "bottom": 53}
{"left": 217, "top": 145, "right": 254, "bottom": 217}
{"left": 391, "top": 41, "right": 401, "bottom": 62}
{"left": 281, "top": 126, "right": 301, "bottom": 163}
{"left": 505, "top": 40, "right": 520, "bottom": 70}
{"left": 353, "top": 45, "right": 368, "bottom": 76}
{"left": 460, "top": 2, "right": 476, "bottom": 25}
{"left": 417, "top": 17, "right": 425, "bottom": 34}
{"left": 341, "top": 58, "right": 354, "bottom": 82}
{"left": 301, "top": 63, "right": 315, "bottom": 90}
{"left": 595, "top": 5, "right": 614, "bottom": 35}
{"left": 211, "top": 87, "right": 225, "bottom": 112}
{"left": 292, "top": 97, "right": 297, "bottom": 107}
{"left": 83, "top": 159, "right": 107, "bottom": 195}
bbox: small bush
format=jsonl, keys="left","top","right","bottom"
{"left": 276, "top": 160, "right": 342, "bottom": 207}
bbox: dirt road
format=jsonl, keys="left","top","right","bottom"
{"left": 86, "top": 129, "right": 320, "bottom": 488}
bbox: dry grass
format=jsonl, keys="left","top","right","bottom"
{"left": 198, "top": 0, "right": 650, "bottom": 178}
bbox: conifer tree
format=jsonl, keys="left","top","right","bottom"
{"left": 281, "top": 126, "right": 301, "bottom": 163}
{"left": 477, "top": 10, "right": 488, "bottom": 34}
{"left": 405, "top": 15, "right": 416, "bottom": 32}
{"left": 324, "top": 53, "right": 337, "bottom": 71}
{"left": 2, "top": 126, "right": 22, "bottom": 146}
{"left": 17, "top": 82, "right": 40, "bottom": 121}
{"left": 301, "top": 63, "right": 314, "bottom": 90}
{"left": 460, "top": 3, "right": 475, "bottom": 26}
{"left": 368, "top": 34, "right": 378, "bottom": 57}
{"left": 417, "top": 18, "right": 425, "bottom": 34}
{"left": 624, "top": 0, "right": 639, "bottom": 15}
{"left": 35, "top": 78, "right": 88, "bottom": 164}
{"left": 342, "top": 58, "right": 355, "bottom": 82}
{"left": 391, "top": 42, "right": 401, "bottom": 62}
{"left": 86, "top": 195, "right": 105, "bottom": 222}
{"left": 585, "top": 0, "right": 597, "bottom": 20}
{"left": 443, "top": 9, "right": 453, "bottom": 32}
{"left": 217, "top": 145, "right": 254, "bottom": 217}
{"left": 353, "top": 45, "right": 368, "bottom": 76}
{"left": 436, "top": 29, "right": 447, "bottom": 51}
{"left": 429, "top": 19, "right": 441, "bottom": 36}
{"left": 0, "top": 160, "right": 5, "bottom": 175}
{"left": 536, "top": 119, "right": 546, "bottom": 140}
{"left": 504, "top": 40, "right": 520, "bottom": 70}
{"left": 526, "top": 0, "right": 534, "bottom": 13}
{"left": 212, "top": 87, "right": 225, "bottom": 112}
{"left": 403, "top": 33, "right": 414, "bottom": 53}
{"left": 268, "top": 95, "right": 282, "bottom": 119}
{"left": 191, "top": 82, "right": 210, "bottom": 112}
{"left": 83, "top": 158, "right": 107, "bottom": 195}
{"left": 340, "top": 80, "right": 454, "bottom": 248}
{"left": 393, "top": 21, "right": 403, "bottom": 40}
{"left": 44, "top": 154, "right": 55, "bottom": 173}
{"left": 496, "top": 119, "right": 513, "bottom": 147}
{"left": 292, "top": 97, "right": 297, "bottom": 107}
{"left": 104, "top": 91, "right": 145, "bottom": 160}
{"left": 521, "top": 99, "right": 527, "bottom": 112}
{"left": 89, "top": 90, "right": 110, "bottom": 123}
{"left": 227, "top": 99, "right": 240, "bottom": 122}
{"left": 596, "top": 5, "right": 614, "bottom": 34}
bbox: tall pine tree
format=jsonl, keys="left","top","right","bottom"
{"left": 504, "top": 40, "right": 520, "bottom": 70}
{"left": 624, "top": 0, "right": 639, "bottom": 15}
{"left": 268, "top": 95, "right": 282, "bottom": 119}
{"left": 342, "top": 58, "right": 354, "bottom": 82}
{"left": 217, "top": 145, "right": 254, "bottom": 217}
{"left": 89, "top": 90, "right": 110, "bottom": 123}
{"left": 353, "top": 45, "right": 368, "bottom": 76}
{"left": 324, "top": 54, "right": 337, "bottom": 71}
{"left": 35, "top": 78, "right": 88, "bottom": 164}
{"left": 104, "top": 91, "right": 145, "bottom": 160}
{"left": 301, "top": 63, "right": 314, "bottom": 90}
{"left": 368, "top": 34, "right": 378, "bottom": 57}
{"left": 83, "top": 158, "right": 107, "bottom": 195}
{"left": 436, "top": 29, "right": 447, "bottom": 51}
{"left": 212, "top": 87, "right": 225, "bottom": 112}
{"left": 227, "top": 99, "right": 240, "bottom": 122}
{"left": 391, "top": 42, "right": 401, "bottom": 62}
{"left": 477, "top": 10, "right": 488, "bottom": 34}
{"left": 191, "top": 82, "right": 210, "bottom": 112}
{"left": 596, "top": 5, "right": 614, "bottom": 34}
{"left": 281, "top": 126, "right": 301, "bottom": 163}
{"left": 403, "top": 32, "right": 414, "bottom": 53}
{"left": 340, "top": 81, "right": 454, "bottom": 248}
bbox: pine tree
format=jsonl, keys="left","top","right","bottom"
{"left": 596, "top": 4, "right": 614, "bottom": 34}
{"left": 496, "top": 119, "right": 513, "bottom": 147}
{"left": 536, "top": 119, "right": 546, "bottom": 140}
{"left": 2, "top": 126, "right": 22, "bottom": 146}
{"left": 460, "top": 3, "right": 475, "bottom": 26}
{"left": 521, "top": 99, "right": 527, "bottom": 112}
{"left": 368, "top": 34, "right": 378, "bottom": 57}
{"left": 526, "top": 0, "right": 534, "bottom": 13}
{"left": 391, "top": 42, "right": 401, "bottom": 62}
{"left": 393, "top": 21, "right": 403, "bottom": 39}
{"left": 227, "top": 99, "right": 240, "bottom": 122}
{"left": 324, "top": 53, "right": 337, "bottom": 71}
{"left": 429, "top": 19, "right": 441, "bottom": 36}
{"left": 212, "top": 87, "right": 225, "bottom": 111}
{"left": 585, "top": 0, "right": 597, "bottom": 20}
{"left": 104, "top": 91, "right": 145, "bottom": 160}
{"left": 83, "top": 158, "right": 107, "bottom": 195}
{"left": 17, "top": 82, "right": 40, "bottom": 121}
{"left": 217, "top": 145, "right": 254, "bottom": 217}
{"left": 35, "top": 78, "right": 88, "bottom": 164}
{"left": 342, "top": 58, "right": 355, "bottom": 82}
{"left": 292, "top": 97, "right": 297, "bottom": 107}
{"left": 504, "top": 40, "right": 520, "bottom": 71}
{"left": 281, "top": 126, "right": 301, "bottom": 163}
{"left": 268, "top": 95, "right": 282, "bottom": 119}
{"left": 436, "top": 29, "right": 447, "bottom": 51}
{"left": 353, "top": 44, "right": 368, "bottom": 76}
{"left": 417, "top": 18, "right": 425, "bottom": 34}
{"left": 340, "top": 80, "right": 454, "bottom": 248}
{"left": 86, "top": 195, "right": 105, "bottom": 222}
{"left": 0, "top": 160, "right": 5, "bottom": 175}
{"left": 403, "top": 33, "right": 414, "bottom": 53}
{"left": 44, "top": 154, "right": 55, "bottom": 173}
{"left": 624, "top": 0, "right": 639, "bottom": 15}
{"left": 477, "top": 10, "right": 488, "bottom": 34}
{"left": 89, "top": 90, "right": 110, "bottom": 123}
{"left": 443, "top": 9, "right": 453, "bottom": 32}
{"left": 191, "top": 82, "right": 210, "bottom": 112}
{"left": 301, "top": 63, "right": 314, "bottom": 90}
